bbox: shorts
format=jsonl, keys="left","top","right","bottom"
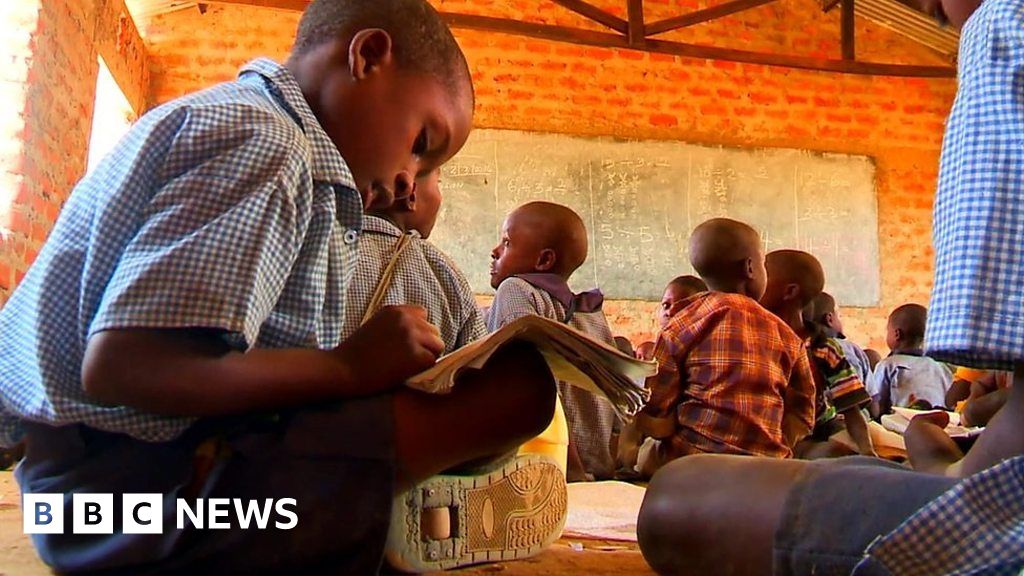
{"left": 773, "top": 457, "right": 958, "bottom": 576}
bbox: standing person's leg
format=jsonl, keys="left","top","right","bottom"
{"left": 637, "top": 454, "right": 957, "bottom": 576}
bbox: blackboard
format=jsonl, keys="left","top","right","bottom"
{"left": 430, "top": 129, "right": 879, "bottom": 306}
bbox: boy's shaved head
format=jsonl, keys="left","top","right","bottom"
{"left": 889, "top": 303, "right": 928, "bottom": 346}
{"left": 761, "top": 249, "right": 823, "bottom": 336}
{"left": 668, "top": 275, "right": 708, "bottom": 295}
{"left": 688, "top": 218, "right": 765, "bottom": 296}
{"left": 489, "top": 201, "right": 589, "bottom": 287}
{"left": 515, "top": 201, "right": 589, "bottom": 275}
{"left": 804, "top": 292, "right": 837, "bottom": 324}
{"left": 293, "top": 0, "right": 472, "bottom": 99}
{"left": 766, "top": 250, "right": 825, "bottom": 299}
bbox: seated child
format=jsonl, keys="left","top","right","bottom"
{"left": 633, "top": 219, "right": 816, "bottom": 477}
{"left": 637, "top": 2, "right": 1024, "bottom": 574}
{"left": 487, "top": 201, "right": 620, "bottom": 482}
{"left": 788, "top": 276, "right": 876, "bottom": 459}
{"left": 867, "top": 304, "right": 954, "bottom": 418}
{"left": 342, "top": 169, "right": 486, "bottom": 353}
{"left": 657, "top": 275, "right": 707, "bottom": 329}
{"left": 806, "top": 292, "right": 873, "bottom": 383}
{"left": 0, "top": 2, "right": 566, "bottom": 573}
{"left": 864, "top": 347, "right": 883, "bottom": 370}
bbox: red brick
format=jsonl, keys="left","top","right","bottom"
{"left": 649, "top": 113, "right": 678, "bottom": 127}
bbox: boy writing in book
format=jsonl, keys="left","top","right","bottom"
{"left": 343, "top": 169, "right": 486, "bottom": 353}
{"left": 639, "top": 1, "right": 1024, "bottom": 574}
{"left": 487, "top": 201, "right": 620, "bottom": 482}
{"left": 632, "top": 220, "right": 816, "bottom": 476}
{"left": 0, "top": 2, "right": 567, "bottom": 573}
{"left": 868, "top": 303, "right": 953, "bottom": 417}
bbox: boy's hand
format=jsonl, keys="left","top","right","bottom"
{"left": 335, "top": 306, "right": 445, "bottom": 393}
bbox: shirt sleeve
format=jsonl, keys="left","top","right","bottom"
{"left": 784, "top": 349, "right": 817, "bottom": 442}
{"left": 89, "top": 106, "right": 311, "bottom": 350}
{"left": 486, "top": 278, "right": 541, "bottom": 332}
{"left": 816, "top": 340, "right": 872, "bottom": 413}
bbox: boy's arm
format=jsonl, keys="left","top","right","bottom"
{"left": 83, "top": 305, "right": 444, "bottom": 416}
{"left": 782, "top": 352, "right": 816, "bottom": 448}
{"left": 841, "top": 407, "right": 877, "bottom": 457}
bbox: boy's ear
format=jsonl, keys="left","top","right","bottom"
{"left": 743, "top": 257, "right": 756, "bottom": 280}
{"left": 535, "top": 248, "right": 557, "bottom": 272}
{"left": 824, "top": 311, "right": 835, "bottom": 326}
{"left": 782, "top": 284, "right": 801, "bottom": 303}
{"left": 348, "top": 28, "right": 394, "bottom": 80}
{"left": 893, "top": 327, "right": 904, "bottom": 342}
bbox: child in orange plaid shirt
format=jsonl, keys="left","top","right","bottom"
{"left": 631, "top": 219, "right": 816, "bottom": 477}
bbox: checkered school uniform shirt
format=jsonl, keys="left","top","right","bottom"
{"left": 487, "top": 276, "right": 620, "bottom": 480}
{"left": 926, "top": 0, "right": 1024, "bottom": 371}
{"left": 0, "top": 59, "right": 363, "bottom": 446}
{"left": 644, "top": 292, "right": 816, "bottom": 459}
{"left": 857, "top": 455, "right": 1024, "bottom": 576}
{"left": 342, "top": 215, "right": 486, "bottom": 353}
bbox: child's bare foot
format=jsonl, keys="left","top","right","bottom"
{"left": 905, "top": 412, "right": 963, "bottom": 476}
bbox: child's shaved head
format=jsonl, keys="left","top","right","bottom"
{"left": 688, "top": 218, "right": 766, "bottom": 298}
{"left": 803, "top": 292, "right": 837, "bottom": 325}
{"left": 888, "top": 303, "right": 928, "bottom": 349}
{"left": 761, "top": 250, "right": 825, "bottom": 315}
{"left": 668, "top": 275, "right": 708, "bottom": 295}
{"left": 490, "top": 201, "right": 589, "bottom": 287}
{"left": 293, "top": 0, "right": 471, "bottom": 100}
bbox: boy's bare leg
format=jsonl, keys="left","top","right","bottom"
{"left": 637, "top": 454, "right": 806, "bottom": 576}
{"left": 391, "top": 341, "right": 557, "bottom": 492}
{"left": 794, "top": 438, "right": 857, "bottom": 460}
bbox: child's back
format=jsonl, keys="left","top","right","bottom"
{"left": 636, "top": 220, "right": 816, "bottom": 474}
{"left": 870, "top": 352, "right": 953, "bottom": 410}
{"left": 648, "top": 291, "right": 808, "bottom": 458}
{"left": 870, "top": 303, "right": 953, "bottom": 413}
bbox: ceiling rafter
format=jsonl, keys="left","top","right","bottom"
{"left": 145, "top": 0, "right": 957, "bottom": 78}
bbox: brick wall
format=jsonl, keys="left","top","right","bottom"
{"left": 146, "top": 1, "right": 957, "bottom": 351}
{"left": 0, "top": 0, "right": 147, "bottom": 305}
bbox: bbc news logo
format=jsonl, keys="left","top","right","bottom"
{"left": 23, "top": 494, "right": 298, "bottom": 534}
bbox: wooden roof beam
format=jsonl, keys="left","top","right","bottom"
{"left": 645, "top": 0, "right": 777, "bottom": 36}
{"left": 549, "top": 0, "right": 628, "bottom": 34}
{"left": 442, "top": 12, "right": 955, "bottom": 77}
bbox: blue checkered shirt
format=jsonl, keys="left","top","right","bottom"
{"left": 925, "top": 0, "right": 1024, "bottom": 371}
{"left": 0, "top": 59, "right": 363, "bottom": 446}
{"left": 856, "top": 456, "right": 1024, "bottom": 575}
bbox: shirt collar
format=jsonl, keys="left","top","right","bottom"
{"left": 891, "top": 348, "right": 925, "bottom": 357}
{"left": 239, "top": 58, "right": 356, "bottom": 189}
{"left": 362, "top": 215, "right": 421, "bottom": 239}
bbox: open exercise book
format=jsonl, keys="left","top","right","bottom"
{"left": 406, "top": 315, "right": 656, "bottom": 419}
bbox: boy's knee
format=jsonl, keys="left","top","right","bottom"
{"left": 637, "top": 457, "right": 716, "bottom": 575}
{"left": 486, "top": 341, "right": 557, "bottom": 437}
